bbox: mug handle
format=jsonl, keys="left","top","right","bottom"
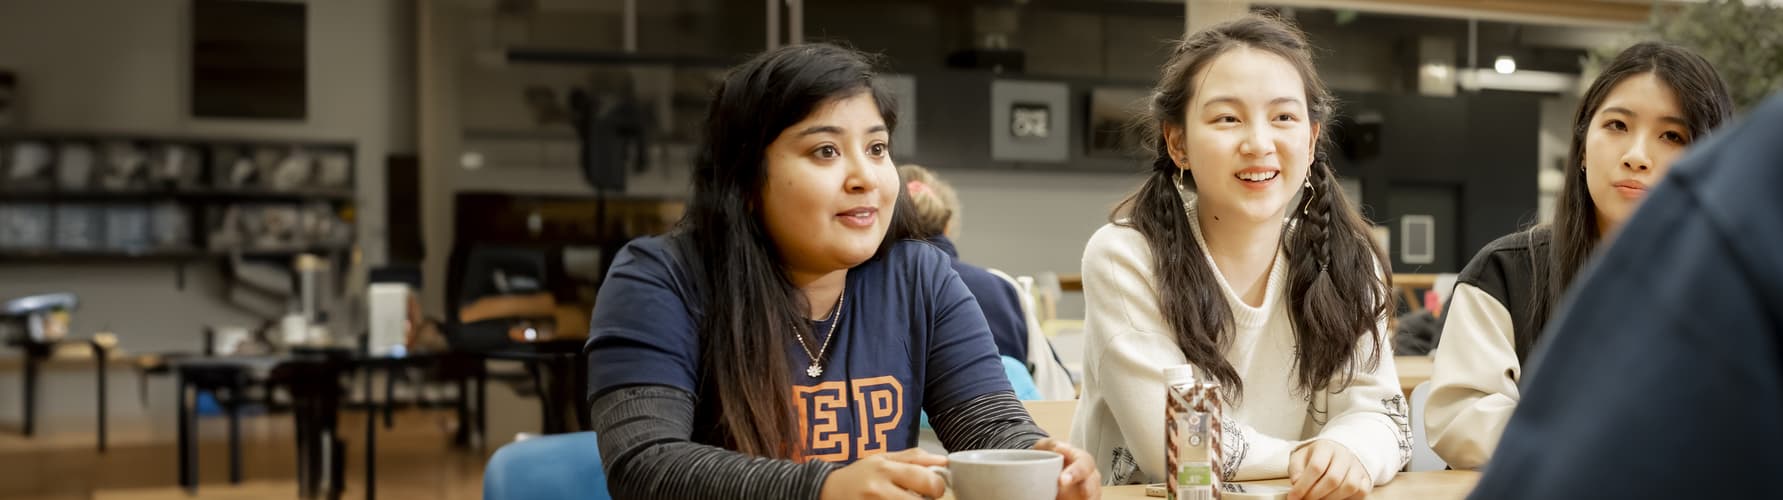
{"left": 925, "top": 465, "right": 952, "bottom": 498}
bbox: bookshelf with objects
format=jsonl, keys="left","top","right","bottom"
{"left": 0, "top": 130, "right": 354, "bottom": 264}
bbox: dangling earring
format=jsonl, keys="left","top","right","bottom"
{"left": 1172, "top": 167, "right": 1195, "bottom": 212}
{"left": 1301, "top": 177, "right": 1317, "bottom": 216}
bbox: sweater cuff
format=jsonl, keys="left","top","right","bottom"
{"left": 1316, "top": 417, "right": 1407, "bottom": 485}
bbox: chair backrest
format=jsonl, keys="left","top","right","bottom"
{"left": 1407, "top": 381, "right": 1449, "bottom": 472}
{"left": 446, "top": 245, "right": 552, "bottom": 352}
{"left": 1001, "top": 356, "right": 1043, "bottom": 401}
{"left": 1022, "top": 400, "right": 1078, "bottom": 443}
{"left": 1031, "top": 272, "right": 1062, "bottom": 325}
{"left": 485, "top": 431, "right": 611, "bottom": 500}
{"left": 988, "top": 269, "right": 1077, "bottom": 400}
{"left": 455, "top": 245, "right": 549, "bottom": 306}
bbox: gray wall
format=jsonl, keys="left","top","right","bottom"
{"left": 922, "top": 169, "right": 1145, "bottom": 318}
{"left": 0, "top": 0, "right": 414, "bottom": 352}
{"left": 1337, "top": 90, "right": 1543, "bottom": 273}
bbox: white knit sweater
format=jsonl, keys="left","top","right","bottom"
{"left": 1068, "top": 204, "right": 1410, "bottom": 486}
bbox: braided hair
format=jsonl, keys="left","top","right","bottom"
{"left": 1111, "top": 15, "right": 1391, "bottom": 401}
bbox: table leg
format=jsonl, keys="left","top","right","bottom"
{"left": 227, "top": 381, "right": 242, "bottom": 485}
{"left": 383, "top": 367, "right": 396, "bottom": 429}
{"left": 176, "top": 372, "right": 195, "bottom": 494}
{"left": 295, "top": 394, "right": 313, "bottom": 499}
{"left": 364, "top": 365, "right": 377, "bottom": 500}
{"left": 324, "top": 371, "right": 344, "bottom": 500}
{"left": 94, "top": 342, "right": 108, "bottom": 452}
{"left": 138, "top": 368, "right": 148, "bottom": 409}
{"left": 22, "top": 352, "right": 37, "bottom": 437}
{"left": 454, "top": 377, "right": 471, "bottom": 447}
{"left": 476, "top": 364, "right": 488, "bottom": 449}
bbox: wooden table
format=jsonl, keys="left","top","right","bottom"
{"left": 1104, "top": 470, "right": 1479, "bottom": 499}
{"left": 1059, "top": 274, "right": 1083, "bottom": 292}
{"left": 1395, "top": 273, "right": 1439, "bottom": 290}
{"left": 1395, "top": 355, "right": 1432, "bottom": 396}
{"left": 4, "top": 337, "right": 115, "bottom": 450}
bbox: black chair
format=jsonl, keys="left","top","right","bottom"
{"left": 446, "top": 244, "right": 554, "bottom": 352}
{"left": 444, "top": 244, "right": 588, "bottom": 435}
{"left": 272, "top": 348, "right": 355, "bottom": 499}
{"left": 174, "top": 362, "right": 252, "bottom": 491}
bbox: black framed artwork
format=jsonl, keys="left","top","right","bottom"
{"left": 191, "top": 0, "right": 307, "bottom": 120}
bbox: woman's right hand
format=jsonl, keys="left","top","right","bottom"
{"left": 821, "top": 448, "right": 950, "bottom": 499}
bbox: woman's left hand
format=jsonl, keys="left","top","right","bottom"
{"left": 1288, "top": 439, "right": 1372, "bottom": 500}
{"left": 1033, "top": 438, "right": 1101, "bottom": 499}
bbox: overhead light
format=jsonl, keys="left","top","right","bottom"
{"left": 1459, "top": 68, "right": 1577, "bottom": 93}
{"left": 1494, "top": 55, "right": 1517, "bottom": 75}
{"left": 461, "top": 151, "right": 485, "bottom": 170}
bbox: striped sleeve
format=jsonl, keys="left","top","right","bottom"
{"left": 928, "top": 390, "right": 1050, "bottom": 451}
{"left": 591, "top": 385, "right": 841, "bottom": 500}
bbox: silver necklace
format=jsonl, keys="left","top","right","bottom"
{"left": 794, "top": 281, "right": 845, "bottom": 378}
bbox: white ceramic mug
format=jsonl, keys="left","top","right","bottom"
{"left": 927, "top": 449, "right": 1063, "bottom": 500}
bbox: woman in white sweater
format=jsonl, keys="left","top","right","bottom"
{"left": 1070, "top": 15, "right": 1408, "bottom": 500}
{"left": 1423, "top": 42, "right": 1732, "bottom": 470}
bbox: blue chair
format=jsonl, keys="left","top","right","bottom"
{"left": 921, "top": 356, "right": 1042, "bottom": 429}
{"left": 1001, "top": 355, "right": 1043, "bottom": 401}
{"left": 484, "top": 431, "right": 611, "bottom": 500}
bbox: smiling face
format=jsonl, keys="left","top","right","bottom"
{"left": 758, "top": 91, "right": 900, "bottom": 275}
{"left": 1581, "top": 72, "right": 1692, "bottom": 235}
{"left": 1166, "top": 47, "right": 1320, "bottom": 224}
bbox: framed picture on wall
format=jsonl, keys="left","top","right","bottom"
{"left": 1086, "top": 87, "right": 1148, "bottom": 158}
{"left": 1401, "top": 214, "right": 1435, "bottom": 265}
{"left": 990, "top": 80, "right": 1069, "bottom": 163}
{"left": 191, "top": 0, "right": 307, "bottom": 119}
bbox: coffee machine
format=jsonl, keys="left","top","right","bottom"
{"left": 0, "top": 293, "right": 77, "bottom": 344}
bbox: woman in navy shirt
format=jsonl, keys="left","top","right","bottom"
{"left": 585, "top": 44, "right": 1098, "bottom": 499}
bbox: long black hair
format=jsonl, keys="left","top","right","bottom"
{"left": 674, "top": 43, "right": 920, "bottom": 459}
{"left": 1533, "top": 41, "right": 1733, "bottom": 334}
{"left": 1112, "top": 15, "right": 1391, "bottom": 401}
